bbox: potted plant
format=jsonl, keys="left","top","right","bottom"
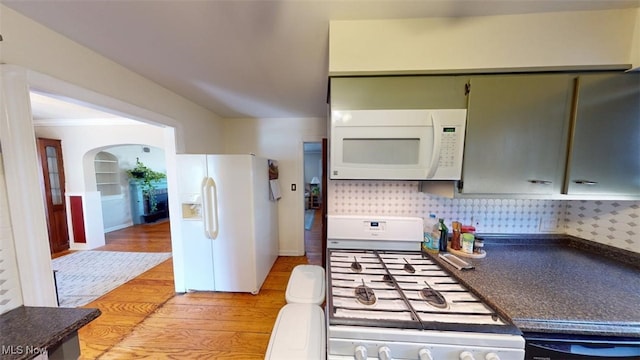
{"left": 126, "top": 158, "right": 166, "bottom": 213}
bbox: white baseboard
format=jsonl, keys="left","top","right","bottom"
{"left": 278, "top": 250, "right": 305, "bottom": 256}
{"left": 104, "top": 222, "right": 133, "bottom": 233}
{"left": 70, "top": 243, "right": 89, "bottom": 251}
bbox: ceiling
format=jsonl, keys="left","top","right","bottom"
{"left": 4, "top": 0, "right": 640, "bottom": 120}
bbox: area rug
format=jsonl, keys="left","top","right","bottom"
{"left": 304, "top": 209, "right": 315, "bottom": 230}
{"left": 52, "top": 251, "right": 171, "bottom": 308}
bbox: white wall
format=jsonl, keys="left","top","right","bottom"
{"left": 631, "top": 8, "right": 640, "bottom": 70}
{"left": 0, "top": 4, "right": 224, "bottom": 153}
{"left": 100, "top": 194, "right": 129, "bottom": 232}
{"left": 223, "top": 117, "right": 326, "bottom": 255}
{"left": 330, "top": 8, "right": 638, "bottom": 75}
{"left": 34, "top": 124, "right": 165, "bottom": 193}
{"left": 107, "top": 144, "right": 167, "bottom": 174}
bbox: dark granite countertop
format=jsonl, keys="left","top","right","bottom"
{"left": 0, "top": 306, "right": 101, "bottom": 360}
{"left": 428, "top": 236, "right": 640, "bottom": 337}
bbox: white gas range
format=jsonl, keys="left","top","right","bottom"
{"left": 326, "top": 215, "right": 525, "bottom": 360}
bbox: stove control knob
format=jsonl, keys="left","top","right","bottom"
{"left": 460, "top": 351, "right": 476, "bottom": 360}
{"left": 354, "top": 345, "right": 368, "bottom": 360}
{"left": 485, "top": 353, "right": 500, "bottom": 360}
{"left": 418, "top": 348, "right": 434, "bottom": 360}
{"left": 378, "top": 346, "right": 392, "bottom": 360}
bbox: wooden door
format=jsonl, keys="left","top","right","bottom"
{"left": 37, "top": 138, "right": 70, "bottom": 254}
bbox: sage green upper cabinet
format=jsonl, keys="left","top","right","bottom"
{"left": 330, "top": 76, "right": 468, "bottom": 110}
{"left": 461, "top": 74, "right": 574, "bottom": 195}
{"left": 565, "top": 73, "right": 640, "bottom": 196}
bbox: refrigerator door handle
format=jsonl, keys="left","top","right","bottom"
{"left": 202, "top": 177, "right": 219, "bottom": 239}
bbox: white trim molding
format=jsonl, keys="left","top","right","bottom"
{"left": 0, "top": 65, "right": 58, "bottom": 307}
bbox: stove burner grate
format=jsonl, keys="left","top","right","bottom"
{"left": 381, "top": 274, "right": 394, "bottom": 287}
{"left": 403, "top": 258, "right": 416, "bottom": 273}
{"left": 350, "top": 256, "right": 363, "bottom": 273}
{"left": 419, "top": 281, "right": 448, "bottom": 309}
{"left": 355, "top": 279, "right": 376, "bottom": 305}
{"left": 328, "top": 249, "right": 515, "bottom": 333}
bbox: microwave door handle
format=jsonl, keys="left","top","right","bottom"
{"left": 426, "top": 113, "right": 442, "bottom": 179}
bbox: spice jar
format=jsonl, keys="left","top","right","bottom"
{"left": 473, "top": 237, "right": 484, "bottom": 254}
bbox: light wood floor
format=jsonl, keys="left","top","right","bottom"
{"left": 77, "top": 209, "right": 323, "bottom": 359}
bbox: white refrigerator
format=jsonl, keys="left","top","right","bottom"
{"left": 176, "top": 154, "right": 279, "bottom": 294}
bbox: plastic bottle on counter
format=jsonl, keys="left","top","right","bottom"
{"left": 423, "top": 214, "right": 439, "bottom": 253}
{"left": 438, "top": 219, "right": 449, "bottom": 252}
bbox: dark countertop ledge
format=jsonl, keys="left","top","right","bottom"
{"left": 0, "top": 306, "right": 101, "bottom": 360}
{"left": 428, "top": 235, "right": 640, "bottom": 338}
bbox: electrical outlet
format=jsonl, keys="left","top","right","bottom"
{"left": 539, "top": 218, "right": 559, "bottom": 232}
{"left": 472, "top": 217, "right": 483, "bottom": 232}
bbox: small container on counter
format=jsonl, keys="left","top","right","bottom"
{"left": 460, "top": 224, "right": 476, "bottom": 254}
{"left": 461, "top": 233, "right": 475, "bottom": 254}
{"left": 473, "top": 237, "right": 484, "bottom": 254}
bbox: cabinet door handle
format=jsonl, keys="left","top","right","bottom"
{"left": 573, "top": 180, "right": 598, "bottom": 185}
{"left": 529, "top": 180, "right": 552, "bottom": 185}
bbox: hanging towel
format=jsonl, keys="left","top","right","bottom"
{"left": 269, "top": 179, "right": 282, "bottom": 200}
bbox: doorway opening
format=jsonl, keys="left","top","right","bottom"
{"left": 303, "top": 142, "right": 322, "bottom": 264}
{"left": 30, "top": 92, "right": 175, "bottom": 307}
{"left": 30, "top": 91, "right": 175, "bottom": 308}
{"left": 30, "top": 91, "right": 172, "bottom": 256}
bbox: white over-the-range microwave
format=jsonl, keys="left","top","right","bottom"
{"left": 330, "top": 109, "right": 467, "bottom": 180}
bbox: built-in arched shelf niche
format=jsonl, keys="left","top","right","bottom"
{"left": 94, "top": 151, "right": 121, "bottom": 197}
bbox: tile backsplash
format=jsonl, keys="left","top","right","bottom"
{"left": 565, "top": 200, "right": 638, "bottom": 252}
{"left": 327, "top": 180, "right": 639, "bottom": 253}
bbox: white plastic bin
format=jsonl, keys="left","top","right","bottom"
{"left": 285, "top": 265, "right": 325, "bottom": 305}
{"left": 265, "top": 304, "right": 326, "bottom": 360}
